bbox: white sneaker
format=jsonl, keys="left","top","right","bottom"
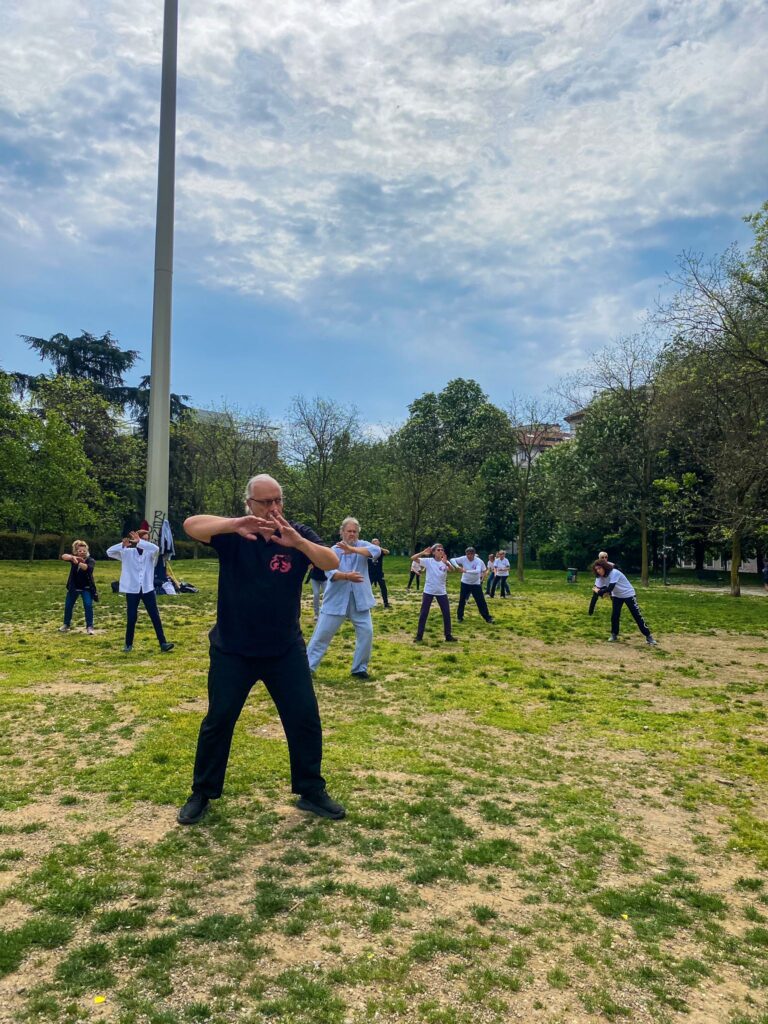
{"left": 607, "top": 634, "right": 618, "bottom": 643}
{"left": 58, "top": 625, "right": 71, "bottom": 633}
{"left": 86, "top": 627, "right": 95, "bottom": 635}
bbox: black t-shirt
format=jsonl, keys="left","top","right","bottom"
{"left": 369, "top": 552, "right": 385, "bottom": 582}
{"left": 67, "top": 557, "right": 95, "bottom": 591}
{"left": 209, "top": 524, "right": 323, "bottom": 657}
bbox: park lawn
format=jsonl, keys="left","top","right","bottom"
{"left": 0, "top": 559, "right": 767, "bottom": 1024}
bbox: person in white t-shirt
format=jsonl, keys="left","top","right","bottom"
{"left": 593, "top": 559, "right": 658, "bottom": 645}
{"left": 410, "top": 543, "right": 459, "bottom": 642}
{"left": 106, "top": 530, "right": 174, "bottom": 653}
{"left": 484, "top": 552, "right": 495, "bottom": 595}
{"left": 450, "top": 546, "right": 494, "bottom": 624}
{"left": 489, "top": 550, "right": 511, "bottom": 598}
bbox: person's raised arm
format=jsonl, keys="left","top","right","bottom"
{"left": 184, "top": 514, "right": 277, "bottom": 545}
{"left": 337, "top": 540, "right": 379, "bottom": 558}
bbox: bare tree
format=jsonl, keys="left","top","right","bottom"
{"left": 282, "top": 396, "right": 362, "bottom": 536}
{"left": 507, "top": 395, "right": 562, "bottom": 581}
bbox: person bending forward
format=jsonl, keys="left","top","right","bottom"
{"left": 592, "top": 559, "right": 658, "bottom": 646}
{"left": 306, "top": 517, "right": 380, "bottom": 681}
{"left": 177, "top": 474, "right": 344, "bottom": 825}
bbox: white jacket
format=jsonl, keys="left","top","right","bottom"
{"left": 106, "top": 540, "right": 160, "bottom": 594}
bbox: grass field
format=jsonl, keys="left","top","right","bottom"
{"left": 1, "top": 558, "right": 767, "bottom": 1024}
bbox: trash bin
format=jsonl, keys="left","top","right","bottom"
{"left": 566, "top": 568, "right": 578, "bottom": 584}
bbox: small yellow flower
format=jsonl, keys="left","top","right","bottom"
{"left": 621, "top": 914, "right": 629, "bottom": 920}
{"left": 94, "top": 995, "right": 106, "bottom": 1004}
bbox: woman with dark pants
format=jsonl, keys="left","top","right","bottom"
{"left": 411, "top": 543, "right": 459, "bottom": 642}
{"left": 489, "top": 550, "right": 510, "bottom": 598}
{"left": 59, "top": 540, "right": 96, "bottom": 634}
{"left": 592, "top": 559, "right": 658, "bottom": 645}
{"left": 107, "top": 530, "right": 174, "bottom": 653}
{"left": 407, "top": 558, "right": 423, "bottom": 590}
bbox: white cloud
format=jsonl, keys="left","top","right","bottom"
{"left": 1, "top": 0, "right": 766, "bottom": 400}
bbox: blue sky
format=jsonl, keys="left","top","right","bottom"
{"left": 2, "top": 0, "right": 766, "bottom": 427}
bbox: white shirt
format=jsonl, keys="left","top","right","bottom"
{"left": 493, "top": 557, "right": 510, "bottom": 577}
{"left": 106, "top": 540, "right": 160, "bottom": 594}
{"left": 450, "top": 556, "right": 486, "bottom": 585}
{"left": 595, "top": 568, "right": 636, "bottom": 599}
{"left": 410, "top": 559, "right": 424, "bottom": 574}
{"left": 419, "top": 557, "right": 450, "bottom": 596}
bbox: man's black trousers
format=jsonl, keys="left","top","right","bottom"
{"left": 610, "top": 596, "right": 651, "bottom": 638}
{"left": 490, "top": 575, "right": 510, "bottom": 598}
{"left": 125, "top": 590, "right": 167, "bottom": 646}
{"left": 372, "top": 576, "right": 389, "bottom": 607}
{"left": 457, "top": 582, "right": 492, "bottom": 622}
{"left": 192, "top": 642, "right": 325, "bottom": 799}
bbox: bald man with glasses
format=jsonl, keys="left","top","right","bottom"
{"left": 178, "top": 474, "right": 345, "bottom": 824}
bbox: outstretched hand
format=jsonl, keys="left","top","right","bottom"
{"left": 236, "top": 515, "right": 278, "bottom": 542}
{"left": 337, "top": 540, "right": 362, "bottom": 555}
{"left": 267, "top": 511, "right": 303, "bottom": 548}
{"left": 345, "top": 571, "right": 364, "bottom": 583}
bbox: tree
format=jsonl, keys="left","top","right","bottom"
{"left": 506, "top": 396, "right": 561, "bottom": 581}
{"left": 13, "top": 330, "right": 189, "bottom": 430}
{"left": 15, "top": 412, "right": 98, "bottom": 560}
{"left": 282, "top": 397, "right": 362, "bottom": 536}
{"left": 14, "top": 331, "right": 139, "bottom": 403}
{"left": 32, "top": 377, "right": 145, "bottom": 534}
{"left": 562, "top": 335, "right": 661, "bottom": 585}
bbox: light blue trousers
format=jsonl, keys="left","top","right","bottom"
{"left": 307, "top": 601, "right": 373, "bottom": 674}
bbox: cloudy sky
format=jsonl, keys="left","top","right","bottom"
{"left": 2, "top": 0, "right": 766, "bottom": 424}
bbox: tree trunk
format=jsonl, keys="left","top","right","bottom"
{"left": 516, "top": 507, "right": 525, "bottom": 582}
{"left": 193, "top": 541, "right": 199, "bottom": 560}
{"left": 693, "top": 539, "right": 705, "bottom": 572}
{"left": 640, "top": 508, "right": 649, "bottom": 586}
{"left": 730, "top": 531, "right": 741, "bottom": 597}
{"left": 29, "top": 528, "right": 38, "bottom": 563}
{"left": 756, "top": 540, "right": 764, "bottom": 576}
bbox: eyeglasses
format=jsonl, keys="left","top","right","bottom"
{"left": 247, "top": 496, "right": 283, "bottom": 508}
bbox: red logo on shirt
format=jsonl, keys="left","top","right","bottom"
{"left": 269, "top": 554, "right": 292, "bottom": 573}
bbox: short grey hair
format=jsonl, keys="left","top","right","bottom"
{"left": 243, "top": 474, "right": 283, "bottom": 512}
{"left": 340, "top": 516, "right": 360, "bottom": 533}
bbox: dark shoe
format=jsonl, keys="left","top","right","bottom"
{"left": 456, "top": 617, "right": 464, "bottom": 623}
{"left": 445, "top": 636, "right": 458, "bottom": 643}
{"left": 351, "top": 670, "right": 370, "bottom": 680}
{"left": 296, "top": 789, "right": 346, "bottom": 820}
{"left": 58, "top": 625, "right": 71, "bottom": 633}
{"left": 177, "top": 793, "right": 209, "bottom": 825}
{"left": 646, "top": 635, "right": 658, "bottom": 646}
{"left": 123, "top": 644, "right": 133, "bottom": 652}
{"left": 485, "top": 617, "right": 495, "bottom": 624}
{"left": 414, "top": 636, "right": 423, "bottom": 643}
{"left": 160, "top": 642, "right": 175, "bottom": 653}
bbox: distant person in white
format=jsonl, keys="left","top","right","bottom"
{"left": 592, "top": 559, "right": 657, "bottom": 646}
{"left": 411, "top": 543, "right": 459, "bottom": 642}
{"left": 450, "top": 546, "right": 494, "bottom": 624}
{"left": 306, "top": 517, "right": 380, "bottom": 680}
{"left": 407, "top": 558, "right": 424, "bottom": 590}
{"left": 490, "top": 550, "right": 511, "bottom": 598}
{"left": 107, "top": 530, "right": 174, "bottom": 653}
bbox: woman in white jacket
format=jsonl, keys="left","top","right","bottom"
{"left": 107, "top": 530, "right": 174, "bottom": 653}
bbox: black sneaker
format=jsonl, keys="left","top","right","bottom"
{"left": 160, "top": 642, "right": 175, "bottom": 653}
{"left": 296, "top": 789, "right": 346, "bottom": 820}
{"left": 485, "top": 617, "right": 495, "bottom": 624}
{"left": 445, "top": 635, "right": 458, "bottom": 643}
{"left": 456, "top": 617, "right": 464, "bottom": 623}
{"left": 177, "top": 793, "right": 209, "bottom": 825}
{"left": 413, "top": 637, "right": 423, "bottom": 643}
{"left": 351, "top": 670, "right": 370, "bottom": 680}
{"left": 123, "top": 644, "right": 133, "bottom": 652}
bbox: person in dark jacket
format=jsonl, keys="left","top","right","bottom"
{"left": 369, "top": 538, "right": 391, "bottom": 608}
{"left": 59, "top": 540, "right": 96, "bottom": 635}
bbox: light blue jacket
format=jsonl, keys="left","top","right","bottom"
{"left": 321, "top": 541, "right": 381, "bottom": 614}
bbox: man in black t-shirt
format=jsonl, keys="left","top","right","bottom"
{"left": 177, "top": 474, "right": 343, "bottom": 824}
